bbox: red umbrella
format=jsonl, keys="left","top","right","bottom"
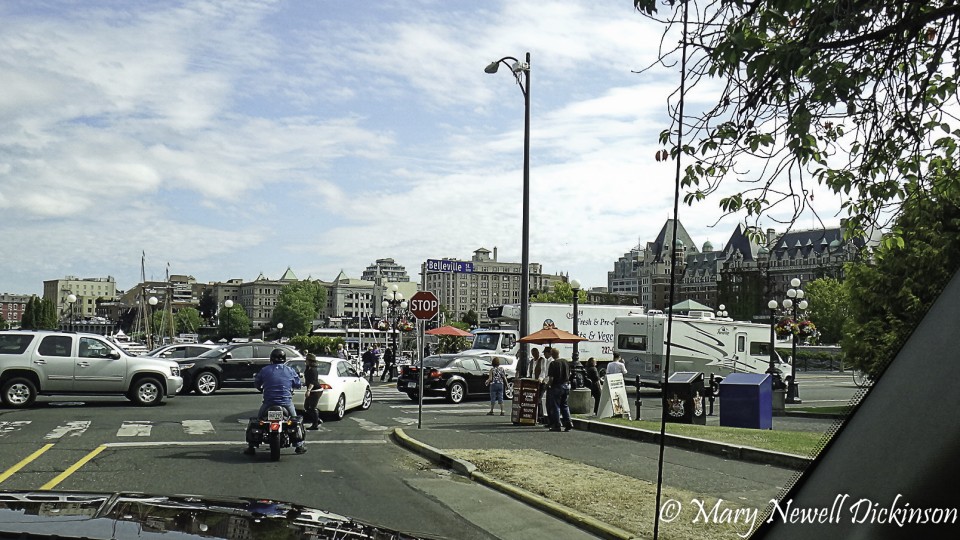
{"left": 518, "top": 327, "right": 586, "bottom": 345}
{"left": 425, "top": 325, "right": 473, "bottom": 337}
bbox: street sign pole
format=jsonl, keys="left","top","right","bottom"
{"left": 409, "top": 291, "right": 439, "bottom": 430}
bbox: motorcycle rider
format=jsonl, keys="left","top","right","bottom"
{"left": 244, "top": 348, "right": 306, "bottom": 455}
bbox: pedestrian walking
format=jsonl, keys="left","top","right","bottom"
{"left": 302, "top": 353, "right": 323, "bottom": 430}
{"left": 545, "top": 352, "right": 573, "bottom": 432}
{"left": 586, "top": 357, "right": 603, "bottom": 415}
{"left": 361, "top": 346, "right": 376, "bottom": 379}
{"left": 336, "top": 343, "right": 348, "bottom": 360}
{"left": 485, "top": 357, "right": 507, "bottom": 416}
{"left": 381, "top": 347, "right": 396, "bottom": 382}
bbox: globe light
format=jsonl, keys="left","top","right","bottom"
{"left": 224, "top": 299, "right": 234, "bottom": 309}
{"left": 799, "top": 300, "right": 809, "bottom": 310}
{"left": 787, "top": 288, "right": 797, "bottom": 298}
{"left": 791, "top": 277, "right": 801, "bottom": 288}
{"left": 768, "top": 300, "right": 779, "bottom": 310}
{"left": 148, "top": 296, "right": 158, "bottom": 306}
{"left": 783, "top": 298, "right": 793, "bottom": 309}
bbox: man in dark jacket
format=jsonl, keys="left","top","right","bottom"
{"left": 381, "top": 347, "right": 396, "bottom": 382}
{"left": 585, "top": 357, "right": 603, "bottom": 415}
{"left": 545, "top": 353, "right": 573, "bottom": 432}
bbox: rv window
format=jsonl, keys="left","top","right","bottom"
{"left": 617, "top": 334, "right": 647, "bottom": 351}
{"left": 750, "top": 342, "right": 772, "bottom": 357}
{"left": 737, "top": 335, "right": 746, "bottom": 353}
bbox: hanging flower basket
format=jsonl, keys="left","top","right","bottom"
{"left": 398, "top": 320, "right": 414, "bottom": 332}
{"left": 797, "top": 320, "right": 817, "bottom": 337}
{"left": 775, "top": 318, "right": 794, "bottom": 339}
{"left": 377, "top": 320, "right": 389, "bottom": 331}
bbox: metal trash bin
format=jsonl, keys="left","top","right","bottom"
{"left": 719, "top": 373, "right": 773, "bottom": 429}
{"left": 664, "top": 371, "right": 706, "bottom": 425}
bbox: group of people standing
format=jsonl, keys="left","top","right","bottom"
{"left": 482, "top": 348, "right": 628, "bottom": 429}
{"left": 356, "top": 344, "right": 397, "bottom": 382}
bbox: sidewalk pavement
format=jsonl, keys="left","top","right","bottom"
{"left": 392, "top": 411, "right": 838, "bottom": 540}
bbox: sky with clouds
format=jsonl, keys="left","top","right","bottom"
{"left": 1, "top": 0, "right": 847, "bottom": 297}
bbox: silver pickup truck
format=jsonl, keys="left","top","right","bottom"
{"left": 0, "top": 330, "right": 183, "bottom": 408}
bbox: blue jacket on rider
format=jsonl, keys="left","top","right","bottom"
{"left": 255, "top": 364, "right": 302, "bottom": 408}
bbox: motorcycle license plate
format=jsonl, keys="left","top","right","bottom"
{"left": 267, "top": 410, "right": 283, "bottom": 421}
{"left": 408, "top": 382, "right": 417, "bottom": 389}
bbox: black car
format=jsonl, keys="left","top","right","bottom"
{"left": 177, "top": 343, "right": 304, "bottom": 395}
{"left": 396, "top": 353, "right": 515, "bottom": 404}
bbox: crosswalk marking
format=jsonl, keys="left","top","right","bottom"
{"left": 117, "top": 421, "right": 152, "bottom": 437}
{"left": 351, "top": 417, "right": 389, "bottom": 431}
{"left": 0, "top": 421, "right": 31, "bottom": 437}
{"left": 44, "top": 421, "right": 91, "bottom": 439}
{"left": 181, "top": 420, "right": 215, "bottom": 435}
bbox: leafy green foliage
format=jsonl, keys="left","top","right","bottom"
{"left": 842, "top": 176, "right": 960, "bottom": 375}
{"left": 175, "top": 307, "right": 203, "bottom": 335}
{"left": 462, "top": 309, "right": 479, "bottom": 327}
{"left": 636, "top": 0, "right": 960, "bottom": 240}
{"left": 287, "top": 335, "right": 343, "bottom": 355}
{"left": 218, "top": 304, "right": 251, "bottom": 340}
{"left": 531, "top": 281, "right": 587, "bottom": 303}
{"left": 21, "top": 297, "right": 57, "bottom": 330}
{"left": 271, "top": 281, "right": 328, "bottom": 337}
{"left": 804, "top": 278, "right": 849, "bottom": 344}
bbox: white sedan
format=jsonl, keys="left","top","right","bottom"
{"left": 313, "top": 358, "right": 372, "bottom": 420}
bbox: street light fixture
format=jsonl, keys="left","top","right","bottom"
{"left": 767, "top": 299, "right": 779, "bottom": 377}
{"left": 276, "top": 322, "right": 284, "bottom": 343}
{"left": 147, "top": 296, "right": 158, "bottom": 349}
{"left": 783, "top": 278, "right": 808, "bottom": 403}
{"left": 382, "top": 284, "right": 408, "bottom": 377}
{"left": 570, "top": 279, "right": 581, "bottom": 362}
{"left": 66, "top": 293, "right": 77, "bottom": 331}
{"left": 485, "top": 51, "right": 531, "bottom": 379}
{"left": 717, "top": 304, "right": 728, "bottom": 319}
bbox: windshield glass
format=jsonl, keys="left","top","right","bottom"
{"left": 470, "top": 333, "right": 499, "bottom": 350}
{"left": 198, "top": 347, "right": 228, "bottom": 358}
{"left": 421, "top": 356, "right": 455, "bottom": 369}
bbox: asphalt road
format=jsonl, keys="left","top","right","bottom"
{"left": 0, "top": 384, "right": 595, "bottom": 540}
{"left": 0, "top": 373, "right": 859, "bottom": 538}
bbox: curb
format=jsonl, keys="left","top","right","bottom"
{"left": 391, "top": 428, "right": 641, "bottom": 540}
{"left": 571, "top": 418, "right": 812, "bottom": 470}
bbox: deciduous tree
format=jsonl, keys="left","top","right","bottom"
{"left": 634, "top": 0, "right": 960, "bottom": 242}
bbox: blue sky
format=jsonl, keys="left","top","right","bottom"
{"left": 0, "top": 0, "right": 845, "bottom": 296}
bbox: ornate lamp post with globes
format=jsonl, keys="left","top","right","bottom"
{"left": 782, "top": 278, "right": 808, "bottom": 403}
{"left": 381, "top": 284, "right": 408, "bottom": 372}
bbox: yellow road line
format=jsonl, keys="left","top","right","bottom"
{"left": 0, "top": 444, "right": 55, "bottom": 485}
{"left": 40, "top": 445, "right": 107, "bottom": 490}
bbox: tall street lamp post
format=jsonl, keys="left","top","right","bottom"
{"left": 570, "top": 279, "right": 581, "bottom": 362}
{"left": 221, "top": 299, "right": 234, "bottom": 339}
{"left": 485, "top": 51, "right": 531, "bottom": 378}
{"left": 382, "top": 284, "right": 408, "bottom": 372}
{"left": 147, "top": 296, "right": 158, "bottom": 349}
{"left": 783, "top": 278, "right": 808, "bottom": 403}
{"left": 766, "top": 299, "right": 779, "bottom": 377}
{"left": 66, "top": 293, "right": 77, "bottom": 331}
{"left": 276, "top": 322, "right": 284, "bottom": 343}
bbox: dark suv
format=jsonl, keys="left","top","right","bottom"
{"left": 177, "top": 343, "right": 304, "bottom": 395}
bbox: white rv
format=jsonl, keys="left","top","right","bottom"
{"left": 614, "top": 313, "right": 792, "bottom": 386}
{"left": 465, "top": 302, "right": 644, "bottom": 366}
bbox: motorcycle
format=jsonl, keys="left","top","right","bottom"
{"left": 245, "top": 405, "right": 305, "bottom": 461}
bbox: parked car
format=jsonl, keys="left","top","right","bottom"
{"left": 313, "top": 357, "right": 372, "bottom": 420}
{"left": 176, "top": 343, "right": 304, "bottom": 395}
{"left": 142, "top": 343, "right": 216, "bottom": 359}
{"left": 396, "top": 353, "right": 515, "bottom": 404}
{"left": 0, "top": 330, "right": 182, "bottom": 408}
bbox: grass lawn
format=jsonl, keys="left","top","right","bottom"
{"left": 594, "top": 417, "right": 828, "bottom": 457}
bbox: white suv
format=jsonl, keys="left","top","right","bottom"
{"left": 0, "top": 330, "right": 183, "bottom": 408}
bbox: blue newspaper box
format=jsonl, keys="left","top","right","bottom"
{"left": 719, "top": 373, "right": 772, "bottom": 429}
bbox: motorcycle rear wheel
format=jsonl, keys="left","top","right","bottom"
{"left": 269, "top": 434, "right": 281, "bottom": 462}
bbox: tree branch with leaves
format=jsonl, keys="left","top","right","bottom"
{"left": 634, "top": 0, "right": 960, "bottom": 243}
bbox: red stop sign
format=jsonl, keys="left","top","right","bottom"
{"left": 409, "top": 291, "right": 439, "bottom": 320}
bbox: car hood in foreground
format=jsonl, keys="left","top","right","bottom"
{"left": 0, "top": 490, "right": 442, "bottom": 540}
